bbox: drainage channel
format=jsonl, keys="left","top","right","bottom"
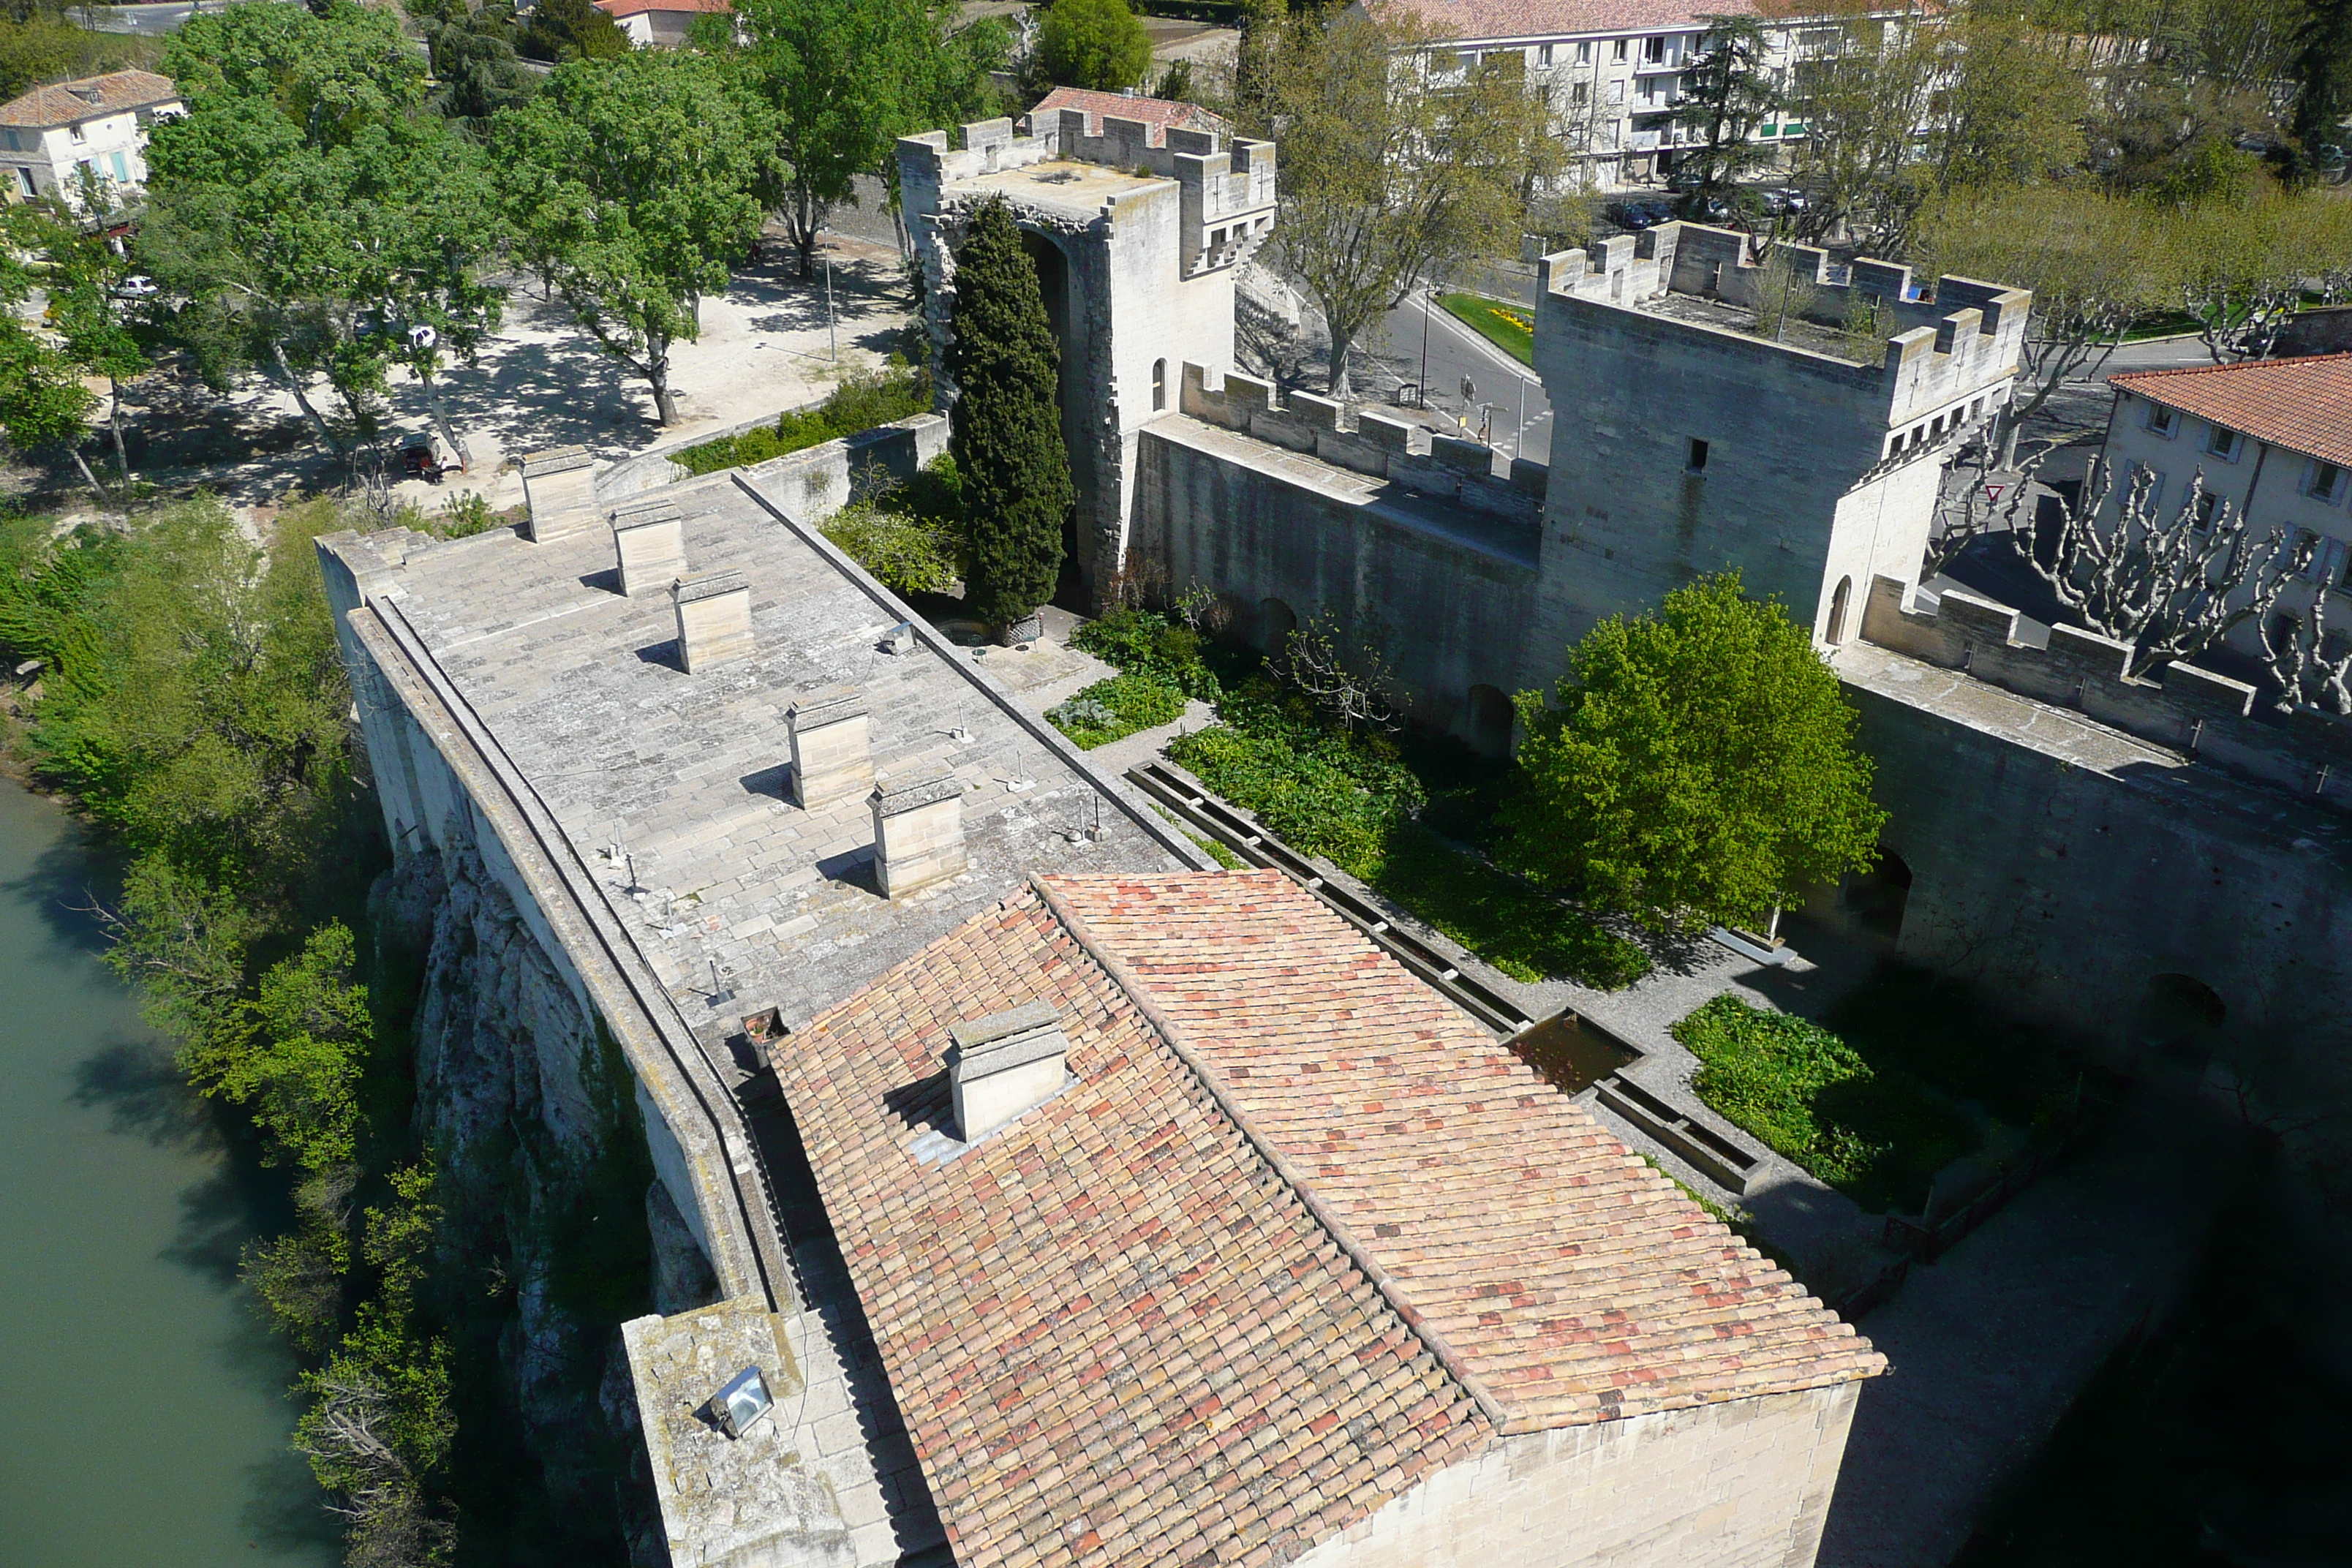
{"left": 1126, "top": 759, "right": 1537, "bottom": 1037}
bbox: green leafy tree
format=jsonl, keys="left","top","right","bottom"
{"left": 947, "top": 196, "right": 1070, "bottom": 627}
{"left": 189, "top": 921, "right": 371, "bottom": 1173}
{"left": 728, "top": 0, "right": 1009, "bottom": 281}
{"left": 30, "top": 187, "right": 148, "bottom": 485}
{"left": 494, "top": 51, "right": 764, "bottom": 425}
{"left": 141, "top": 1, "right": 505, "bottom": 459}
{"left": 0, "top": 15, "right": 160, "bottom": 99}
{"left": 1673, "top": 16, "right": 1781, "bottom": 212}
{"left": 1500, "top": 573, "right": 1886, "bottom": 935}
{"left": 295, "top": 1161, "right": 457, "bottom": 1568}
{"left": 1036, "top": 0, "right": 1151, "bottom": 91}
{"left": 0, "top": 317, "right": 105, "bottom": 496}
{"left": 1244, "top": 7, "right": 1557, "bottom": 396}
{"left": 2291, "top": 0, "right": 2352, "bottom": 172}
{"left": 517, "top": 0, "right": 628, "bottom": 63}
{"left": 418, "top": 0, "right": 537, "bottom": 128}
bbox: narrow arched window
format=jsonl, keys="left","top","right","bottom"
{"left": 1152, "top": 358, "right": 1167, "bottom": 412}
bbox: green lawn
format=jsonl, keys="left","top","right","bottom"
{"left": 1046, "top": 672, "right": 1188, "bottom": 750}
{"left": 1439, "top": 292, "right": 1536, "bottom": 366}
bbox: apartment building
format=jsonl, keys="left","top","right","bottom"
{"left": 1372, "top": 0, "right": 1913, "bottom": 191}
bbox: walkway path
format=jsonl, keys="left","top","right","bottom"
{"left": 1815, "top": 1088, "right": 2236, "bottom": 1567}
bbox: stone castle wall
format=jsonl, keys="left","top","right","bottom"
{"left": 1861, "top": 575, "right": 2352, "bottom": 813}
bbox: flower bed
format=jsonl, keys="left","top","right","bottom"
{"left": 1046, "top": 673, "right": 1188, "bottom": 750}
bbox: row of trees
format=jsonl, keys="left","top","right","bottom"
{"left": 0, "top": 0, "right": 1009, "bottom": 487}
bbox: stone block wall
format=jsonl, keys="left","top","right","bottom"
{"left": 1288, "top": 1384, "right": 1861, "bottom": 1568}
{"left": 1131, "top": 418, "right": 1540, "bottom": 747}
{"left": 1861, "top": 575, "right": 2352, "bottom": 811}
{"left": 1848, "top": 652, "right": 2352, "bottom": 1097}
{"left": 1528, "top": 227, "right": 2024, "bottom": 655}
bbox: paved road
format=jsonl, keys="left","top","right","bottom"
{"left": 73, "top": 0, "right": 298, "bottom": 33}
{"left": 1365, "top": 286, "right": 1554, "bottom": 466}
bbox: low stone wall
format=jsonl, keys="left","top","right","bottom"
{"left": 1861, "top": 574, "right": 2352, "bottom": 813}
{"left": 594, "top": 410, "right": 952, "bottom": 513}
{"left": 1178, "top": 362, "right": 1546, "bottom": 524}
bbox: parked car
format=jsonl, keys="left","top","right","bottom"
{"left": 109, "top": 274, "right": 159, "bottom": 299}
{"left": 1760, "top": 187, "right": 1812, "bottom": 216}
{"left": 1605, "top": 197, "right": 1676, "bottom": 230}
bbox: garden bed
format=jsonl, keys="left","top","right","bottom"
{"left": 1439, "top": 292, "right": 1535, "bottom": 366}
{"left": 1047, "top": 673, "right": 1188, "bottom": 750}
{"left": 1673, "top": 968, "right": 2090, "bottom": 1215}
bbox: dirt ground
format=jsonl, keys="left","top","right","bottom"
{"left": 70, "top": 233, "right": 915, "bottom": 525}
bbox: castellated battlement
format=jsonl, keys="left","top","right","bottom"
{"left": 897, "top": 104, "right": 1274, "bottom": 279}
{"left": 1538, "top": 223, "right": 2031, "bottom": 437}
{"left": 1861, "top": 574, "right": 2352, "bottom": 812}
{"left": 1178, "top": 361, "right": 1545, "bottom": 522}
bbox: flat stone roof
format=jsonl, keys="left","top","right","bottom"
{"left": 951, "top": 158, "right": 1166, "bottom": 217}
{"left": 336, "top": 467, "right": 1194, "bottom": 1052}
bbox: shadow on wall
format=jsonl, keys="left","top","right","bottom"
{"left": 1466, "top": 683, "right": 1514, "bottom": 758}
{"left": 2138, "top": 973, "right": 2227, "bottom": 1070}
{"left": 1256, "top": 597, "right": 1296, "bottom": 651}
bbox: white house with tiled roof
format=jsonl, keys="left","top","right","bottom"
{"left": 0, "top": 69, "right": 179, "bottom": 212}
{"left": 1362, "top": 0, "right": 1926, "bottom": 191}
{"left": 2103, "top": 355, "right": 2352, "bottom": 657}
{"left": 592, "top": 0, "right": 733, "bottom": 48}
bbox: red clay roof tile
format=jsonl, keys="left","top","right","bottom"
{"left": 2110, "top": 354, "right": 2352, "bottom": 470}
{"left": 774, "top": 872, "right": 1880, "bottom": 1568}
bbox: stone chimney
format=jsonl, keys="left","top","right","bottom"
{"left": 612, "top": 500, "right": 686, "bottom": 596}
{"left": 672, "top": 569, "right": 754, "bottom": 672}
{"left": 521, "top": 446, "right": 597, "bottom": 542}
{"left": 786, "top": 694, "right": 872, "bottom": 810}
{"left": 870, "top": 769, "right": 965, "bottom": 897}
{"left": 949, "top": 1000, "right": 1069, "bottom": 1142}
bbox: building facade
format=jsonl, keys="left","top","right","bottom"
{"left": 2100, "top": 355, "right": 2352, "bottom": 660}
{"left": 1368, "top": 0, "right": 1925, "bottom": 192}
{"left": 592, "top": 0, "right": 733, "bottom": 48}
{"left": 0, "top": 69, "right": 181, "bottom": 213}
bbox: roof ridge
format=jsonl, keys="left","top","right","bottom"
{"left": 1027, "top": 871, "right": 1518, "bottom": 1435}
{"left": 2113, "top": 351, "right": 2352, "bottom": 381}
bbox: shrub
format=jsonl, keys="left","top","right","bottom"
{"left": 1049, "top": 671, "right": 1188, "bottom": 748}
{"left": 1070, "top": 607, "right": 1222, "bottom": 701}
{"left": 675, "top": 360, "right": 931, "bottom": 475}
{"left": 823, "top": 502, "right": 962, "bottom": 596}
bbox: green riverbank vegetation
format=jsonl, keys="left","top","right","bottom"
{"left": 0, "top": 494, "right": 568, "bottom": 1564}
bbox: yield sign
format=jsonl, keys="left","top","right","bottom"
{"left": 1983, "top": 483, "right": 2007, "bottom": 502}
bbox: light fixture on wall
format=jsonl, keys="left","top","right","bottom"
{"left": 711, "top": 1366, "right": 774, "bottom": 1439}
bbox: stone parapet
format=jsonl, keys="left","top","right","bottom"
{"left": 1860, "top": 573, "right": 2352, "bottom": 811}
{"left": 1176, "top": 361, "right": 1542, "bottom": 523}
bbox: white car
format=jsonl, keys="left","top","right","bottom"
{"left": 110, "top": 275, "right": 159, "bottom": 300}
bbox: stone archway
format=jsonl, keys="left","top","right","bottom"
{"left": 1466, "top": 684, "right": 1515, "bottom": 757}
{"left": 2139, "top": 973, "right": 2227, "bottom": 1066}
{"left": 1257, "top": 598, "right": 1297, "bottom": 651}
{"left": 1826, "top": 575, "right": 1853, "bottom": 644}
{"left": 1844, "top": 843, "right": 1912, "bottom": 943}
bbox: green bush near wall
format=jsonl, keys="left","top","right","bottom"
{"left": 675, "top": 361, "right": 931, "bottom": 475}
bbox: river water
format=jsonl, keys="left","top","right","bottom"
{"left": 0, "top": 780, "right": 337, "bottom": 1567}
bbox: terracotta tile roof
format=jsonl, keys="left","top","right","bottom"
{"left": 0, "top": 69, "right": 178, "bottom": 129}
{"left": 1371, "top": 0, "right": 1763, "bottom": 45}
{"left": 774, "top": 871, "right": 1880, "bottom": 1568}
{"left": 1028, "top": 86, "right": 1229, "bottom": 139}
{"left": 594, "top": 0, "right": 730, "bottom": 14}
{"left": 2110, "top": 355, "right": 2352, "bottom": 470}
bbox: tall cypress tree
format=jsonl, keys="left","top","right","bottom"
{"left": 947, "top": 197, "right": 1071, "bottom": 629}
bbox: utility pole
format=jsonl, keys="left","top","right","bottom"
{"left": 1417, "top": 285, "right": 1433, "bottom": 408}
{"left": 1515, "top": 377, "right": 1525, "bottom": 461}
{"left": 824, "top": 235, "right": 837, "bottom": 363}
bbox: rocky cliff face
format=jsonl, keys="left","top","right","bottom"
{"left": 373, "top": 815, "right": 717, "bottom": 1564}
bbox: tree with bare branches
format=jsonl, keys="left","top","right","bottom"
{"left": 1274, "top": 614, "right": 1401, "bottom": 734}
{"left": 2261, "top": 585, "right": 2352, "bottom": 713}
{"left": 2026, "top": 461, "right": 2309, "bottom": 676}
